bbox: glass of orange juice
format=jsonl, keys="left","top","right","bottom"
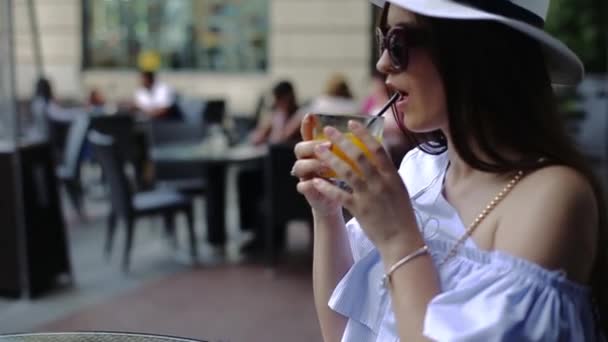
{"left": 311, "top": 113, "right": 384, "bottom": 185}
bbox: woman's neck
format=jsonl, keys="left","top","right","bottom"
{"left": 443, "top": 131, "right": 503, "bottom": 185}
{"left": 445, "top": 133, "right": 474, "bottom": 181}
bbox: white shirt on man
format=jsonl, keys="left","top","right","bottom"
{"left": 134, "top": 82, "right": 174, "bottom": 112}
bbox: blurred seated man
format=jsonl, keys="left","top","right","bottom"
{"left": 87, "top": 88, "right": 108, "bottom": 115}
{"left": 133, "top": 71, "right": 182, "bottom": 121}
{"left": 239, "top": 80, "right": 301, "bottom": 253}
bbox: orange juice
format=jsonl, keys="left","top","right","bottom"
{"left": 314, "top": 132, "right": 382, "bottom": 178}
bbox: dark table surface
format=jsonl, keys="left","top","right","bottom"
{"left": 151, "top": 141, "right": 268, "bottom": 247}
{"left": 151, "top": 141, "right": 267, "bottom": 164}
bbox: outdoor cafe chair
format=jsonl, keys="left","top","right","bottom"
{"left": 89, "top": 130, "right": 198, "bottom": 272}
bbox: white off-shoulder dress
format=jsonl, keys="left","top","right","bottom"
{"left": 328, "top": 148, "right": 602, "bottom": 341}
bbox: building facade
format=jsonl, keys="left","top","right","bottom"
{"left": 13, "top": 0, "right": 374, "bottom": 114}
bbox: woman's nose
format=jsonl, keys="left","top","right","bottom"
{"left": 376, "top": 50, "right": 393, "bottom": 75}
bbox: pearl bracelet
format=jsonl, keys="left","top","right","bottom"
{"left": 381, "top": 245, "right": 429, "bottom": 289}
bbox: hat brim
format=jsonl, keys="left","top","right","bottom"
{"left": 372, "top": 0, "right": 584, "bottom": 85}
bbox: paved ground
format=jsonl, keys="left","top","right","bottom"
{"left": 0, "top": 165, "right": 319, "bottom": 341}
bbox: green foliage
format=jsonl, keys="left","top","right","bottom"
{"left": 545, "top": 0, "right": 607, "bottom": 73}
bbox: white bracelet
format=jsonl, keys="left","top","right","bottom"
{"left": 381, "top": 245, "right": 429, "bottom": 289}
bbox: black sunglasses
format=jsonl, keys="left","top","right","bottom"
{"left": 375, "top": 25, "right": 429, "bottom": 71}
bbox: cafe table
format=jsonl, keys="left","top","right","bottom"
{"left": 0, "top": 332, "right": 204, "bottom": 341}
{"left": 151, "top": 141, "right": 268, "bottom": 249}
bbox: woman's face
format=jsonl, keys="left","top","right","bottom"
{"left": 273, "top": 94, "right": 291, "bottom": 112}
{"left": 376, "top": 6, "right": 447, "bottom": 133}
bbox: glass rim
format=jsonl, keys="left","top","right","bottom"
{"left": 311, "top": 113, "right": 383, "bottom": 121}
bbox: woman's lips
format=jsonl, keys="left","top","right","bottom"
{"left": 396, "top": 92, "right": 409, "bottom": 110}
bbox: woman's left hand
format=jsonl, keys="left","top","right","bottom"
{"left": 312, "top": 120, "right": 420, "bottom": 251}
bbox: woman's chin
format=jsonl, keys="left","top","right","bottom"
{"left": 402, "top": 119, "right": 435, "bottom": 134}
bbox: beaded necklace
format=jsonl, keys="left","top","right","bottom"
{"left": 437, "top": 167, "right": 525, "bottom": 266}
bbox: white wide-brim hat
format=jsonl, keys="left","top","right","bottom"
{"left": 371, "top": 0, "right": 584, "bottom": 85}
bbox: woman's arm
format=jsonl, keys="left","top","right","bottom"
{"left": 249, "top": 115, "right": 272, "bottom": 145}
{"left": 380, "top": 237, "right": 439, "bottom": 341}
{"left": 311, "top": 121, "right": 441, "bottom": 341}
{"left": 293, "top": 114, "right": 354, "bottom": 341}
{"left": 312, "top": 211, "right": 353, "bottom": 342}
{"left": 282, "top": 111, "right": 306, "bottom": 141}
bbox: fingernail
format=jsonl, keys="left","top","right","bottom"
{"left": 315, "top": 143, "right": 329, "bottom": 153}
{"left": 324, "top": 126, "right": 337, "bottom": 137}
{"left": 290, "top": 167, "right": 296, "bottom": 177}
{"left": 348, "top": 120, "right": 362, "bottom": 130}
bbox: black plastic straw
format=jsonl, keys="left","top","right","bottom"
{"left": 366, "top": 92, "right": 400, "bottom": 128}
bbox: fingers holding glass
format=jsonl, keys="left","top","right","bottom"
{"left": 314, "top": 140, "right": 365, "bottom": 192}
{"left": 348, "top": 120, "right": 393, "bottom": 174}
{"left": 294, "top": 139, "right": 323, "bottom": 159}
{"left": 300, "top": 113, "right": 315, "bottom": 141}
{"left": 291, "top": 158, "right": 331, "bottom": 180}
{"left": 323, "top": 125, "right": 378, "bottom": 180}
{"left": 311, "top": 178, "right": 354, "bottom": 209}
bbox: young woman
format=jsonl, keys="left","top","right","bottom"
{"left": 249, "top": 80, "right": 300, "bottom": 145}
{"left": 239, "top": 81, "right": 301, "bottom": 251}
{"left": 292, "top": 0, "right": 606, "bottom": 340}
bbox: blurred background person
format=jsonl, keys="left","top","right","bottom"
{"left": 362, "top": 71, "right": 415, "bottom": 167}
{"left": 87, "top": 88, "right": 107, "bottom": 114}
{"left": 133, "top": 70, "right": 182, "bottom": 121}
{"left": 361, "top": 70, "right": 388, "bottom": 115}
{"left": 239, "top": 80, "right": 301, "bottom": 253}
{"left": 308, "top": 72, "right": 359, "bottom": 114}
{"left": 249, "top": 80, "right": 300, "bottom": 145}
{"left": 31, "top": 78, "right": 85, "bottom": 125}
{"left": 283, "top": 73, "right": 360, "bottom": 138}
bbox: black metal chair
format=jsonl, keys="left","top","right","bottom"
{"left": 176, "top": 96, "right": 205, "bottom": 125}
{"left": 148, "top": 121, "right": 207, "bottom": 197}
{"left": 88, "top": 130, "right": 198, "bottom": 272}
{"left": 55, "top": 115, "right": 91, "bottom": 217}
{"left": 264, "top": 143, "right": 313, "bottom": 266}
{"left": 47, "top": 118, "right": 72, "bottom": 165}
{"left": 201, "top": 99, "right": 226, "bottom": 138}
{"left": 89, "top": 114, "right": 148, "bottom": 188}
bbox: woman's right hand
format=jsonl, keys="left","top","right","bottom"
{"left": 293, "top": 114, "right": 342, "bottom": 217}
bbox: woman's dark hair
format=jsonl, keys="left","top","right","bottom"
{"left": 272, "top": 80, "right": 298, "bottom": 117}
{"left": 34, "top": 78, "right": 53, "bottom": 103}
{"left": 380, "top": 4, "right": 608, "bottom": 332}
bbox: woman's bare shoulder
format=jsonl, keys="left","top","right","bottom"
{"left": 494, "top": 165, "right": 599, "bottom": 282}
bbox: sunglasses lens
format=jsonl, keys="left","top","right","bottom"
{"left": 375, "top": 26, "right": 421, "bottom": 71}
{"left": 388, "top": 32, "right": 406, "bottom": 70}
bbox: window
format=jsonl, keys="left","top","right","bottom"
{"left": 82, "top": 0, "right": 269, "bottom": 72}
